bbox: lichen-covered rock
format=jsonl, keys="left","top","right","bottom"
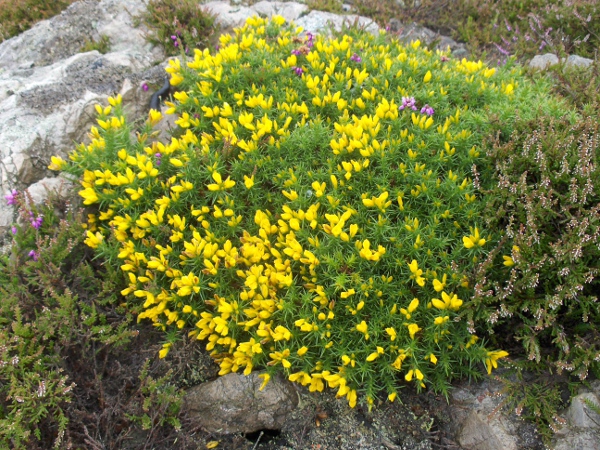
{"left": 0, "top": 0, "right": 166, "bottom": 234}
{"left": 184, "top": 372, "right": 299, "bottom": 434}
{"left": 529, "top": 53, "right": 560, "bottom": 69}
{"left": 294, "top": 10, "right": 379, "bottom": 36}
{"left": 0, "top": 0, "right": 162, "bottom": 70}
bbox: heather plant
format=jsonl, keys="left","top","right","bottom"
{"left": 50, "top": 16, "right": 574, "bottom": 409}
{"left": 0, "top": 190, "right": 119, "bottom": 448}
{"left": 138, "top": 0, "right": 219, "bottom": 57}
{"left": 0, "top": 190, "right": 156, "bottom": 448}
{"left": 472, "top": 114, "right": 600, "bottom": 382}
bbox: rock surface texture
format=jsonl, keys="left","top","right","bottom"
{"left": 1, "top": 1, "right": 600, "bottom": 448}
{"left": 184, "top": 372, "right": 299, "bottom": 434}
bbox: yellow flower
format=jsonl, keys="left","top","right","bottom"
{"left": 158, "top": 342, "right": 171, "bottom": 359}
{"left": 206, "top": 441, "right": 220, "bottom": 449}
{"left": 244, "top": 175, "right": 255, "bottom": 189}
{"left": 406, "top": 323, "right": 421, "bottom": 339}
{"left": 297, "top": 346, "right": 309, "bottom": 356}
{"left": 79, "top": 187, "right": 99, "bottom": 205}
{"left": 503, "top": 255, "right": 514, "bottom": 267}
{"left": 356, "top": 320, "right": 369, "bottom": 340}
{"left": 48, "top": 156, "right": 66, "bottom": 171}
{"left": 431, "top": 291, "right": 463, "bottom": 311}
{"left": 432, "top": 274, "right": 447, "bottom": 292}
{"left": 107, "top": 94, "right": 122, "bottom": 106}
{"left": 84, "top": 230, "right": 104, "bottom": 249}
{"left": 428, "top": 353, "right": 437, "bottom": 365}
{"left": 148, "top": 109, "right": 162, "bottom": 126}
{"left": 463, "top": 227, "right": 486, "bottom": 248}
{"left": 258, "top": 373, "right": 271, "bottom": 391}
{"left": 385, "top": 327, "right": 397, "bottom": 341}
{"left": 207, "top": 171, "right": 236, "bottom": 191}
{"left": 434, "top": 315, "right": 449, "bottom": 325}
{"left": 366, "top": 346, "right": 384, "bottom": 361}
{"left": 407, "top": 260, "right": 425, "bottom": 286}
{"left": 485, "top": 350, "right": 509, "bottom": 374}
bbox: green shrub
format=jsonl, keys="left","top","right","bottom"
{"left": 79, "top": 34, "right": 111, "bottom": 54}
{"left": 53, "top": 16, "right": 569, "bottom": 408}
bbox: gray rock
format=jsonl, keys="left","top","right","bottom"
{"left": 251, "top": 1, "right": 308, "bottom": 22}
{"left": 0, "top": 0, "right": 162, "bottom": 70}
{"left": 184, "top": 372, "right": 299, "bottom": 434}
{"left": 553, "top": 430, "right": 600, "bottom": 450}
{"left": 294, "top": 10, "right": 380, "bottom": 36}
{"left": 458, "top": 409, "right": 518, "bottom": 450}
{"left": 449, "top": 379, "right": 542, "bottom": 450}
{"left": 567, "top": 54, "right": 594, "bottom": 68}
{"left": 392, "top": 22, "right": 469, "bottom": 57}
{"left": 529, "top": 53, "right": 559, "bottom": 69}
{"left": 26, "top": 176, "right": 74, "bottom": 206}
{"left": 565, "top": 392, "right": 600, "bottom": 429}
{"left": 203, "top": 1, "right": 258, "bottom": 29}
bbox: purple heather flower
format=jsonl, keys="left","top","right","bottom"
{"left": 142, "top": 83, "right": 149, "bottom": 92}
{"left": 31, "top": 215, "right": 43, "bottom": 230}
{"left": 11, "top": 226, "right": 17, "bottom": 235}
{"left": 399, "top": 96, "right": 417, "bottom": 111}
{"left": 305, "top": 32, "right": 315, "bottom": 48}
{"left": 291, "top": 49, "right": 302, "bottom": 56}
{"left": 292, "top": 66, "right": 304, "bottom": 76}
{"left": 4, "top": 189, "right": 18, "bottom": 205}
{"left": 420, "top": 104, "right": 435, "bottom": 116}
{"left": 350, "top": 53, "right": 362, "bottom": 63}
{"left": 28, "top": 250, "right": 38, "bottom": 261}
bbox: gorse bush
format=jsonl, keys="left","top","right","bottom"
{"left": 52, "top": 16, "right": 568, "bottom": 408}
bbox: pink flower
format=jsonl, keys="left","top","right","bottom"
{"left": 420, "top": 104, "right": 435, "bottom": 116}
{"left": 399, "top": 96, "right": 417, "bottom": 111}
{"left": 28, "top": 250, "right": 39, "bottom": 261}
{"left": 4, "top": 189, "right": 18, "bottom": 205}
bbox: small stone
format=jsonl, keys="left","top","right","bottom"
{"left": 565, "top": 392, "right": 600, "bottom": 429}
{"left": 458, "top": 410, "right": 518, "bottom": 450}
{"left": 566, "top": 54, "right": 593, "bottom": 68}
{"left": 184, "top": 372, "right": 299, "bottom": 434}
{"left": 529, "top": 53, "right": 559, "bottom": 70}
